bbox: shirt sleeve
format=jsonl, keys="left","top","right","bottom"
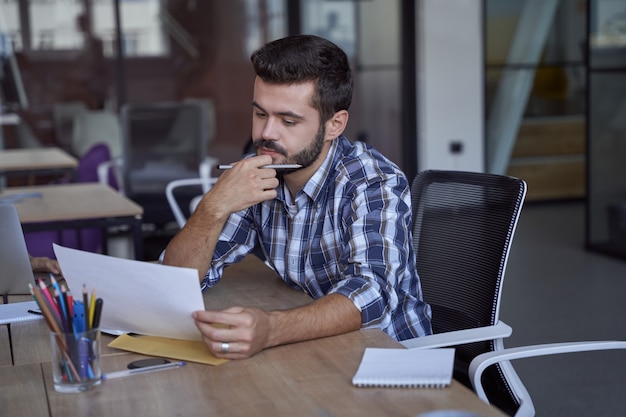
{"left": 200, "top": 208, "right": 258, "bottom": 289}
{"left": 329, "top": 170, "right": 417, "bottom": 329}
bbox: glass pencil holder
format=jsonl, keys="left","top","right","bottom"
{"left": 49, "top": 328, "right": 101, "bottom": 393}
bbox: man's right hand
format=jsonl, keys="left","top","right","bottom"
{"left": 162, "top": 155, "right": 279, "bottom": 277}
{"left": 195, "top": 155, "right": 279, "bottom": 220}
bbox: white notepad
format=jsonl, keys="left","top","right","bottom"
{"left": 352, "top": 347, "right": 455, "bottom": 388}
{"left": 0, "top": 301, "right": 43, "bottom": 325}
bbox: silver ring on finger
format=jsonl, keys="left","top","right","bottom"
{"left": 220, "top": 341, "right": 229, "bottom": 354}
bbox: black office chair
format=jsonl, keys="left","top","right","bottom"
{"left": 401, "top": 170, "right": 626, "bottom": 417}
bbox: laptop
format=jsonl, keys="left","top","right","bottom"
{"left": 0, "top": 204, "right": 36, "bottom": 295}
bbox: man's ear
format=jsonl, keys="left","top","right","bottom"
{"left": 325, "top": 110, "right": 349, "bottom": 140}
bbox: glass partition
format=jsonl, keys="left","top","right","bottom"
{"left": 485, "top": 0, "right": 587, "bottom": 201}
{"left": 586, "top": 0, "right": 626, "bottom": 259}
{"left": 301, "top": 0, "right": 403, "bottom": 169}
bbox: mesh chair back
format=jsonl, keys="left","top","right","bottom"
{"left": 121, "top": 101, "right": 209, "bottom": 195}
{"left": 120, "top": 101, "right": 214, "bottom": 224}
{"left": 411, "top": 170, "right": 526, "bottom": 415}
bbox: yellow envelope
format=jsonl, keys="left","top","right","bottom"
{"left": 108, "top": 334, "right": 229, "bottom": 366}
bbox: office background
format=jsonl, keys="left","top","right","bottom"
{"left": 1, "top": 1, "right": 605, "bottom": 189}
{"left": 1, "top": 1, "right": 625, "bottom": 416}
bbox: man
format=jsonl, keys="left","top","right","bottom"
{"left": 163, "top": 34, "right": 432, "bottom": 359}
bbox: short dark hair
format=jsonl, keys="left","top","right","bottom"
{"left": 251, "top": 34, "right": 353, "bottom": 123}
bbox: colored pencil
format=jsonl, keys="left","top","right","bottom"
{"left": 30, "top": 284, "right": 81, "bottom": 382}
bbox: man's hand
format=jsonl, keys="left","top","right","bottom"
{"left": 192, "top": 307, "right": 272, "bottom": 359}
{"left": 192, "top": 294, "right": 362, "bottom": 360}
{"left": 197, "top": 155, "right": 279, "bottom": 220}
{"left": 29, "top": 255, "right": 62, "bottom": 275}
{"left": 163, "top": 155, "right": 279, "bottom": 276}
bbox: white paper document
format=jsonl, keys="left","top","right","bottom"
{"left": 53, "top": 244, "right": 205, "bottom": 341}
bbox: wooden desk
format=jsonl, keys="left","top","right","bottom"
{"left": 0, "top": 256, "right": 506, "bottom": 417}
{"left": 0, "top": 147, "right": 77, "bottom": 178}
{"left": 1, "top": 183, "right": 144, "bottom": 259}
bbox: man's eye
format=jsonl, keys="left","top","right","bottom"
{"left": 283, "top": 119, "right": 296, "bottom": 126}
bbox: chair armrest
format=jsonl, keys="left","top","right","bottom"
{"left": 400, "top": 321, "right": 513, "bottom": 349}
{"left": 97, "top": 157, "right": 124, "bottom": 193}
{"left": 199, "top": 156, "right": 219, "bottom": 193}
{"left": 165, "top": 178, "right": 205, "bottom": 229}
{"left": 166, "top": 175, "right": 219, "bottom": 229}
{"left": 468, "top": 340, "right": 626, "bottom": 403}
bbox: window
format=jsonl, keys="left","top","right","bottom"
{"left": 1, "top": 0, "right": 168, "bottom": 56}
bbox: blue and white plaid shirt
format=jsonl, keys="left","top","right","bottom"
{"left": 203, "top": 136, "right": 432, "bottom": 341}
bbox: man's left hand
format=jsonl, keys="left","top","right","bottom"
{"left": 192, "top": 307, "right": 271, "bottom": 359}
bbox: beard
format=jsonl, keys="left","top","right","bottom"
{"left": 253, "top": 124, "right": 326, "bottom": 176}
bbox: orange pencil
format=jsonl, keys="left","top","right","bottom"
{"left": 30, "top": 284, "right": 60, "bottom": 333}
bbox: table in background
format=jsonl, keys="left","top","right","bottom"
{"left": 1, "top": 183, "right": 143, "bottom": 259}
{"left": 0, "top": 147, "right": 77, "bottom": 183}
{"left": 0, "top": 256, "right": 506, "bottom": 417}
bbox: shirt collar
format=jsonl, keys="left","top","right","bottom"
{"left": 276, "top": 137, "right": 341, "bottom": 205}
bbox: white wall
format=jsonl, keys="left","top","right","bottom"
{"left": 417, "top": 0, "right": 484, "bottom": 172}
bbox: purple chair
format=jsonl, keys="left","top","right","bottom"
{"left": 24, "top": 143, "right": 118, "bottom": 259}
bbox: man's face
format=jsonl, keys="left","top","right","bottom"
{"left": 251, "top": 78, "right": 327, "bottom": 172}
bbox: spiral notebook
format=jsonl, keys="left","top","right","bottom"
{"left": 352, "top": 347, "right": 455, "bottom": 388}
{"left": 0, "top": 301, "right": 42, "bottom": 325}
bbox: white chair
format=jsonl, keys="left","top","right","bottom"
{"left": 468, "top": 340, "right": 626, "bottom": 417}
{"left": 165, "top": 156, "right": 219, "bottom": 229}
{"left": 71, "top": 109, "right": 123, "bottom": 159}
{"left": 93, "top": 149, "right": 131, "bottom": 259}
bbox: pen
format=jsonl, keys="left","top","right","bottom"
{"left": 218, "top": 164, "right": 302, "bottom": 170}
{"left": 101, "top": 361, "right": 186, "bottom": 380}
{"left": 82, "top": 284, "right": 89, "bottom": 330}
{"left": 92, "top": 298, "right": 103, "bottom": 329}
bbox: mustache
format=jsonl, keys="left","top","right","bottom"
{"left": 253, "top": 139, "right": 287, "bottom": 156}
